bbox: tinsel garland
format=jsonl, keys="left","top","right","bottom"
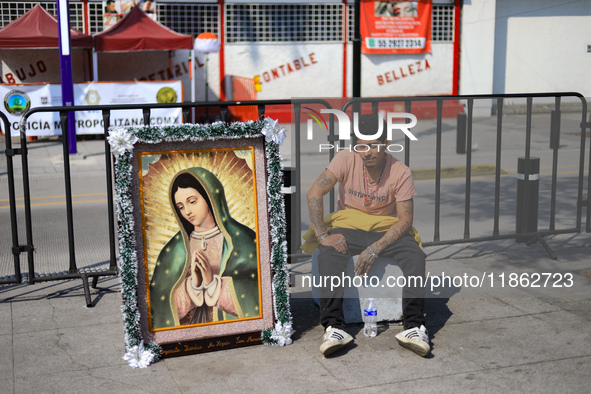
{"left": 111, "top": 120, "right": 292, "bottom": 366}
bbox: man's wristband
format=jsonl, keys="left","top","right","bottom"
{"left": 318, "top": 233, "right": 328, "bottom": 242}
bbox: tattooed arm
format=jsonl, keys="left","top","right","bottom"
{"left": 306, "top": 169, "right": 337, "bottom": 236}
{"left": 354, "top": 198, "right": 414, "bottom": 275}
{"left": 306, "top": 170, "right": 349, "bottom": 254}
{"left": 374, "top": 198, "right": 414, "bottom": 251}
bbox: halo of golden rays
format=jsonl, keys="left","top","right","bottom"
{"left": 140, "top": 149, "right": 257, "bottom": 281}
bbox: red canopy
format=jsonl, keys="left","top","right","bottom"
{"left": 94, "top": 7, "right": 193, "bottom": 52}
{"left": 0, "top": 4, "right": 93, "bottom": 49}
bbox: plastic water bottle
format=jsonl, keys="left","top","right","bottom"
{"left": 363, "top": 298, "right": 378, "bottom": 337}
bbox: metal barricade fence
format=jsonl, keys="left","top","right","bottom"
{"left": 1, "top": 94, "right": 589, "bottom": 305}
{"left": 1, "top": 100, "right": 290, "bottom": 306}
{"left": 324, "top": 92, "right": 591, "bottom": 259}
{"left": 1, "top": 111, "right": 22, "bottom": 285}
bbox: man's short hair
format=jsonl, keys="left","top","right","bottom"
{"left": 106, "top": 0, "right": 115, "bottom": 4}
{"left": 351, "top": 113, "right": 388, "bottom": 145}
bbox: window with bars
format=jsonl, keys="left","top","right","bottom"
{"left": 1, "top": 2, "right": 453, "bottom": 43}
{"left": 87, "top": 2, "right": 219, "bottom": 35}
{"left": 347, "top": 3, "right": 355, "bottom": 43}
{"left": 431, "top": 4, "right": 454, "bottom": 42}
{"left": 225, "top": 3, "right": 344, "bottom": 43}
{"left": 87, "top": 2, "right": 104, "bottom": 34}
{"left": 156, "top": 2, "right": 219, "bottom": 37}
{"left": 0, "top": 1, "right": 219, "bottom": 36}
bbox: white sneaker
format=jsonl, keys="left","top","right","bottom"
{"left": 319, "top": 326, "right": 353, "bottom": 356}
{"left": 395, "top": 325, "right": 430, "bottom": 357}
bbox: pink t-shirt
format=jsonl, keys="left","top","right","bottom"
{"left": 326, "top": 150, "right": 416, "bottom": 217}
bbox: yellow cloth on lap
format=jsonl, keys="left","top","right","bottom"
{"left": 301, "top": 209, "right": 421, "bottom": 255}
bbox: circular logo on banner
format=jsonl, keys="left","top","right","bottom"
{"left": 157, "top": 87, "right": 177, "bottom": 104}
{"left": 85, "top": 89, "right": 101, "bottom": 105}
{"left": 4, "top": 90, "right": 31, "bottom": 115}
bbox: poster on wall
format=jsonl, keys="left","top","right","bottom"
{"left": 0, "top": 80, "right": 182, "bottom": 136}
{"left": 103, "top": 1, "right": 156, "bottom": 30}
{"left": 360, "top": 0, "right": 432, "bottom": 54}
{"left": 103, "top": 0, "right": 122, "bottom": 30}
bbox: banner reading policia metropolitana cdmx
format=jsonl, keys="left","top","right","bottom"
{"left": 361, "top": 0, "right": 432, "bottom": 54}
{"left": 1, "top": 80, "right": 182, "bottom": 136}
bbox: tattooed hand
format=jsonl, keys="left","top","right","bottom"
{"left": 322, "top": 234, "right": 348, "bottom": 254}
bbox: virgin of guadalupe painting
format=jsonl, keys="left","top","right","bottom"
{"left": 139, "top": 148, "right": 262, "bottom": 332}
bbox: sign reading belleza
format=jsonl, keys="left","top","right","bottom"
{"left": 360, "top": 0, "right": 432, "bottom": 54}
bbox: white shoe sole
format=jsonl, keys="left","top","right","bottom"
{"left": 395, "top": 334, "right": 430, "bottom": 357}
{"left": 320, "top": 336, "right": 353, "bottom": 356}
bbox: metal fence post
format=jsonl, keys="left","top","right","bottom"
{"left": 282, "top": 167, "right": 296, "bottom": 255}
{"left": 516, "top": 157, "right": 540, "bottom": 243}
{"left": 456, "top": 112, "right": 467, "bottom": 154}
{"left": 0, "top": 130, "right": 5, "bottom": 174}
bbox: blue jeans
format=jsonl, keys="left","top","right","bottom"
{"left": 318, "top": 229, "right": 426, "bottom": 330}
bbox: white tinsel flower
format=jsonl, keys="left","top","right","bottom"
{"left": 270, "top": 321, "right": 294, "bottom": 346}
{"left": 122, "top": 341, "right": 155, "bottom": 368}
{"left": 261, "top": 117, "right": 286, "bottom": 145}
{"left": 107, "top": 128, "right": 138, "bottom": 157}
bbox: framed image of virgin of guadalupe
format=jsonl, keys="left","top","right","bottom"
{"left": 110, "top": 121, "right": 292, "bottom": 365}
